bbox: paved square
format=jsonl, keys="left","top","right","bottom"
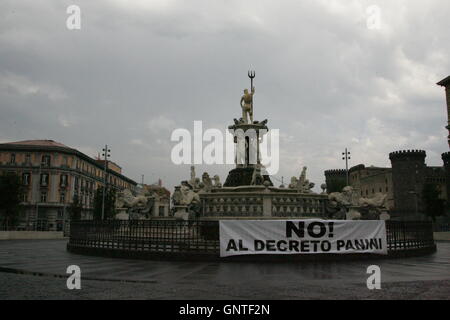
{"left": 0, "top": 240, "right": 449, "bottom": 299}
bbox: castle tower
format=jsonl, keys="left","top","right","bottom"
{"left": 324, "top": 169, "right": 347, "bottom": 192}
{"left": 442, "top": 152, "right": 450, "bottom": 210}
{"left": 389, "top": 150, "right": 427, "bottom": 219}
{"left": 437, "top": 76, "right": 450, "bottom": 148}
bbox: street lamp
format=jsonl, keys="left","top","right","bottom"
{"left": 101, "top": 145, "right": 110, "bottom": 221}
{"left": 342, "top": 148, "right": 351, "bottom": 186}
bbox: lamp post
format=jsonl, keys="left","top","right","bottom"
{"left": 342, "top": 148, "right": 351, "bottom": 186}
{"left": 101, "top": 145, "right": 110, "bottom": 221}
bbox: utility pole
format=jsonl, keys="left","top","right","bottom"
{"left": 342, "top": 148, "right": 351, "bottom": 186}
{"left": 101, "top": 145, "right": 110, "bottom": 221}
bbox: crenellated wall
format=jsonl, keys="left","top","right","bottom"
{"left": 324, "top": 169, "right": 347, "bottom": 192}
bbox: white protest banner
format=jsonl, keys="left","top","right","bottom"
{"left": 219, "top": 219, "right": 387, "bottom": 257}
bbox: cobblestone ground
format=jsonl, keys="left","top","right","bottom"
{"left": 0, "top": 240, "right": 449, "bottom": 299}
{"left": 1, "top": 272, "right": 449, "bottom": 300}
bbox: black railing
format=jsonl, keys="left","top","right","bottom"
{"left": 386, "top": 221, "right": 434, "bottom": 251}
{"left": 69, "top": 220, "right": 220, "bottom": 254}
{"left": 68, "top": 220, "right": 435, "bottom": 258}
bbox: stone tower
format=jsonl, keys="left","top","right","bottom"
{"left": 389, "top": 150, "right": 427, "bottom": 219}
{"left": 324, "top": 169, "right": 347, "bottom": 192}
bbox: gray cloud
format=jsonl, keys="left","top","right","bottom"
{"left": 0, "top": 0, "right": 449, "bottom": 191}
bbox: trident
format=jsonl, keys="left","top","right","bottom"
{"left": 248, "top": 70, "right": 255, "bottom": 122}
{"left": 248, "top": 70, "right": 255, "bottom": 90}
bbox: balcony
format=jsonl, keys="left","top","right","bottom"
{"left": 39, "top": 183, "right": 49, "bottom": 189}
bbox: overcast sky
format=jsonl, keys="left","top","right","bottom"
{"left": 1, "top": 0, "right": 449, "bottom": 191}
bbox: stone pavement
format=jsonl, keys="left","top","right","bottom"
{"left": 0, "top": 240, "right": 449, "bottom": 299}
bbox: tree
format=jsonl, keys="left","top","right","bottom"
{"left": 0, "top": 172, "right": 25, "bottom": 229}
{"left": 93, "top": 186, "right": 116, "bottom": 220}
{"left": 422, "top": 183, "right": 446, "bottom": 222}
{"left": 68, "top": 194, "right": 83, "bottom": 221}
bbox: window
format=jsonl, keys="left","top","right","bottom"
{"left": 60, "top": 156, "right": 68, "bottom": 168}
{"left": 23, "top": 193, "right": 28, "bottom": 202}
{"left": 40, "top": 192, "right": 47, "bottom": 203}
{"left": 41, "top": 155, "right": 51, "bottom": 167}
{"left": 22, "top": 173, "right": 30, "bottom": 186}
{"left": 57, "top": 209, "right": 64, "bottom": 218}
{"left": 159, "top": 206, "right": 165, "bottom": 217}
{"left": 40, "top": 173, "right": 49, "bottom": 186}
{"left": 25, "top": 154, "right": 31, "bottom": 165}
{"left": 60, "top": 174, "right": 68, "bottom": 187}
{"left": 10, "top": 153, "right": 15, "bottom": 164}
{"left": 60, "top": 192, "right": 65, "bottom": 203}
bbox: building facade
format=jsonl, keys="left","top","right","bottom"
{"left": 348, "top": 164, "right": 394, "bottom": 210}
{"left": 437, "top": 75, "right": 450, "bottom": 148}
{"left": 0, "top": 140, "right": 137, "bottom": 231}
{"left": 324, "top": 149, "right": 448, "bottom": 220}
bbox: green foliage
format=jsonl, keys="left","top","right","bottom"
{"left": 326, "top": 179, "right": 347, "bottom": 193}
{"left": 93, "top": 186, "right": 116, "bottom": 220}
{"left": 0, "top": 172, "right": 25, "bottom": 228}
{"left": 422, "top": 183, "right": 446, "bottom": 222}
{"left": 68, "top": 194, "right": 83, "bottom": 221}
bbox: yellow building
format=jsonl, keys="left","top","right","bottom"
{"left": 348, "top": 164, "right": 395, "bottom": 210}
{"left": 0, "top": 140, "right": 137, "bottom": 231}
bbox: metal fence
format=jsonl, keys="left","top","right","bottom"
{"left": 68, "top": 219, "right": 435, "bottom": 256}
{"left": 69, "top": 220, "right": 220, "bottom": 253}
{"left": 385, "top": 220, "right": 434, "bottom": 251}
